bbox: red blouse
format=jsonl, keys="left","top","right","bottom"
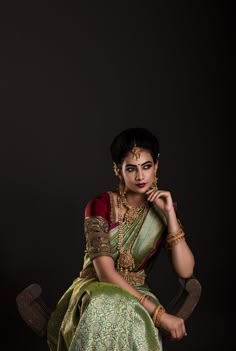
{"left": 84, "top": 192, "right": 178, "bottom": 270}
{"left": 85, "top": 192, "right": 112, "bottom": 226}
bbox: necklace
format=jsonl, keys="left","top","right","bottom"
{"left": 119, "top": 193, "right": 147, "bottom": 227}
{"left": 116, "top": 194, "right": 149, "bottom": 279}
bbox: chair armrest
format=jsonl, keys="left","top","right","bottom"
{"left": 166, "top": 275, "right": 202, "bottom": 320}
{"left": 161, "top": 276, "right": 202, "bottom": 350}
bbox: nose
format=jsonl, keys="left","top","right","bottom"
{"left": 135, "top": 167, "right": 144, "bottom": 181}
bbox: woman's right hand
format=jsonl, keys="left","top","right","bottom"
{"left": 158, "top": 312, "right": 187, "bottom": 340}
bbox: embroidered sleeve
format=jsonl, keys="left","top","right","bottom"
{"left": 84, "top": 216, "right": 113, "bottom": 260}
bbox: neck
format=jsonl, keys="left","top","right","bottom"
{"left": 125, "top": 191, "right": 146, "bottom": 207}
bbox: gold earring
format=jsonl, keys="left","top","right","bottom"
{"left": 150, "top": 175, "right": 158, "bottom": 190}
{"left": 118, "top": 179, "right": 126, "bottom": 197}
{"left": 113, "top": 162, "right": 120, "bottom": 177}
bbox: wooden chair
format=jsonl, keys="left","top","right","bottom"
{"left": 16, "top": 275, "right": 201, "bottom": 345}
{"left": 161, "top": 275, "right": 202, "bottom": 349}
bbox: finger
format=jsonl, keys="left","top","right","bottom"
{"left": 176, "top": 330, "right": 183, "bottom": 340}
{"left": 182, "top": 324, "right": 187, "bottom": 337}
{"left": 179, "top": 319, "right": 186, "bottom": 338}
{"left": 174, "top": 328, "right": 181, "bottom": 341}
{"left": 146, "top": 189, "right": 156, "bottom": 195}
{"left": 149, "top": 191, "right": 163, "bottom": 202}
{"left": 147, "top": 191, "right": 159, "bottom": 202}
{"left": 146, "top": 189, "right": 158, "bottom": 198}
{"left": 171, "top": 330, "right": 178, "bottom": 340}
{"left": 153, "top": 190, "right": 170, "bottom": 198}
{"left": 177, "top": 323, "right": 186, "bottom": 340}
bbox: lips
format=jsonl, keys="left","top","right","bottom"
{"left": 136, "top": 183, "right": 146, "bottom": 188}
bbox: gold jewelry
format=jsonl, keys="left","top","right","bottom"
{"left": 118, "top": 179, "right": 126, "bottom": 197}
{"left": 150, "top": 175, "right": 158, "bottom": 190}
{"left": 113, "top": 162, "right": 119, "bottom": 177}
{"left": 166, "top": 226, "right": 183, "bottom": 238}
{"left": 131, "top": 144, "right": 141, "bottom": 160}
{"left": 116, "top": 194, "right": 149, "bottom": 282}
{"left": 166, "top": 234, "right": 186, "bottom": 249}
{"left": 166, "top": 221, "right": 186, "bottom": 249}
{"left": 152, "top": 305, "right": 166, "bottom": 327}
{"left": 119, "top": 192, "right": 146, "bottom": 227}
{"left": 139, "top": 294, "right": 149, "bottom": 306}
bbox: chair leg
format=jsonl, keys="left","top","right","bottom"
{"left": 16, "top": 284, "right": 51, "bottom": 338}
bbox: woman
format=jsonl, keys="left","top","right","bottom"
{"left": 47, "top": 128, "right": 195, "bottom": 351}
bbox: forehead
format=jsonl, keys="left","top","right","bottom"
{"left": 122, "top": 149, "right": 153, "bottom": 165}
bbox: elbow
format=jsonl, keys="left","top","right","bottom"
{"left": 178, "top": 269, "right": 194, "bottom": 279}
{"left": 177, "top": 257, "right": 195, "bottom": 279}
{"left": 179, "top": 258, "right": 195, "bottom": 279}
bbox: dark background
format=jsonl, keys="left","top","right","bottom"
{"left": 0, "top": 1, "right": 233, "bottom": 350}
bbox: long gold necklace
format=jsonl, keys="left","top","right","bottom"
{"left": 116, "top": 194, "right": 149, "bottom": 278}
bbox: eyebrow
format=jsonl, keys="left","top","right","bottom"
{"left": 125, "top": 161, "right": 153, "bottom": 167}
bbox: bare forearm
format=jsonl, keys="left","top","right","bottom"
{"left": 169, "top": 241, "right": 195, "bottom": 278}
{"left": 166, "top": 208, "right": 195, "bottom": 278}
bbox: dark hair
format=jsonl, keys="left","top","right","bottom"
{"left": 110, "top": 128, "right": 159, "bottom": 167}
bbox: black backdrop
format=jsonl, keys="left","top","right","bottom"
{"left": 0, "top": 1, "right": 233, "bottom": 350}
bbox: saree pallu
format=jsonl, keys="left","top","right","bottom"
{"left": 47, "top": 205, "right": 167, "bottom": 351}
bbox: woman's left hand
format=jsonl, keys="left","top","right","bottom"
{"left": 146, "top": 189, "right": 174, "bottom": 214}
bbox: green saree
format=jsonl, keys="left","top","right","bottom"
{"left": 47, "top": 193, "right": 167, "bottom": 351}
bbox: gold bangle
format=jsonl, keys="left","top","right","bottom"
{"left": 166, "top": 235, "right": 186, "bottom": 250}
{"left": 166, "top": 225, "right": 186, "bottom": 249}
{"left": 167, "top": 233, "right": 185, "bottom": 244}
{"left": 167, "top": 232, "right": 185, "bottom": 242}
{"left": 152, "top": 305, "right": 160, "bottom": 323}
{"left": 167, "top": 226, "right": 183, "bottom": 238}
{"left": 152, "top": 305, "right": 166, "bottom": 327}
{"left": 139, "top": 294, "right": 149, "bottom": 305}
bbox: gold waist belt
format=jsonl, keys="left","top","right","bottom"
{"left": 80, "top": 267, "right": 146, "bottom": 286}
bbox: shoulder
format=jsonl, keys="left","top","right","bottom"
{"left": 84, "top": 192, "right": 111, "bottom": 219}
{"left": 86, "top": 192, "right": 110, "bottom": 208}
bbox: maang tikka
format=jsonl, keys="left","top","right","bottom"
{"left": 131, "top": 144, "right": 141, "bottom": 160}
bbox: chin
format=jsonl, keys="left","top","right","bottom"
{"left": 134, "top": 186, "right": 149, "bottom": 194}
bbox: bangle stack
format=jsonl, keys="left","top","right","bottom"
{"left": 166, "top": 220, "right": 186, "bottom": 250}
{"left": 152, "top": 305, "right": 166, "bottom": 327}
{"left": 138, "top": 294, "right": 149, "bottom": 306}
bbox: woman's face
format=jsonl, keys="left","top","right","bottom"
{"left": 120, "top": 149, "right": 158, "bottom": 194}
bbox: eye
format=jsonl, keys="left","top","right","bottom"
{"left": 126, "top": 167, "right": 135, "bottom": 172}
{"left": 143, "top": 164, "right": 152, "bottom": 170}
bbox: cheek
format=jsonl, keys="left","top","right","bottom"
{"left": 124, "top": 172, "right": 135, "bottom": 182}
{"left": 148, "top": 169, "right": 155, "bottom": 179}
{"left": 126, "top": 173, "right": 134, "bottom": 180}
